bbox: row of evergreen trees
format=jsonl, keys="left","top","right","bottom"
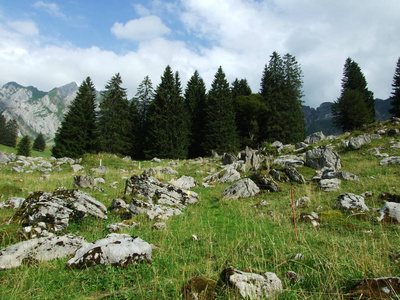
{"left": 52, "top": 51, "right": 306, "bottom": 159}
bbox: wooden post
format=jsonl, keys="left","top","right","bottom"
{"left": 291, "top": 187, "right": 298, "bottom": 240}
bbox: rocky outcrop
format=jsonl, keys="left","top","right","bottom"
{"left": 345, "top": 134, "right": 372, "bottom": 149}
{"left": 203, "top": 167, "right": 241, "bottom": 184}
{"left": 333, "top": 193, "right": 369, "bottom": 212}
{"left": 238, "top": 146, "right": 262, "bottom": 170}
{"left": 66, "top": 233, "right": 152, "bottom": 269}
{"left": 318, "top": 178, "right": 341, "bottom": 191}
{"left": 285, "top": 167, "right": 306, "bottom": 184}
{"left": 304, "top": 131, "right": 325, "bottom": 144}
{"left": 305, "top": 146, "right": 342, "bottom": 170}
{"left": 169, "top": 175, "right": 197, "bottom": 189}
{"left": 0, "top": 234, "right": 87, "bottom": 270}
{"left": 222, "top": 179, "right": 260, "bottom": 199}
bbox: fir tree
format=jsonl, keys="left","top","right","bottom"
{"left": 332, "top": 58, "right": 375, "bottom": 131}
{"left": 0, "top": 115, "right": 6, "bottom": 146}
{"left": 33, "top": 132, "right": 46, "bottom": 152}
{"left": 202, "top": 66, "right": 240, "bottom": 154}
{"left": 231, "top": 78, "right": 252, "bottom": 99}
{"left": 16, "top": 136, "right": 31, "bottom": 157}
{"left": 145, "top": 66, "right": 190, "bottom": 159}
{"left": 52, "top": 77, "right": 98, "bottom": 158}
{"left": 389, "top": 57, "right": 400, "bottom": 117}
{"left": 127, "top": 98, "right": 142, "bottom": 159}
{"left": 184, "top": 70, "right": 207, "bottom": 158}
{"left": 3, "top": 119, "right": 18, "bottom": 148}
{"left": 98, "top": 73, "right": 131, "bottom": 155}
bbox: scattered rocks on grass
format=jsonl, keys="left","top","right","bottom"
{"left": 255, "top": 175, "right": 281, "bottom": 192}
{"left": 238, "top": 146, "right": 262, "bottom": 170}
{"left": 0, "top": 234, "right": 87, "bottom": 270}
{"left": 222, "top": 178, "right": 260, "bottom": 199}
{"left": 66, "top": 233, "right": 152, "bottom": 269}
{"left": 109, "top": 198, "right": 132, "bottom": 220}
{"left": 299, "top": 212, "right": 320, "bottom": 227}
{"left": 152, "top": 222, "right": 167, "bottom": 230}
{"left": 286, "top": 271, "right": 303, "bottom": 284}
{"left": 333, "top": 193, "right": 369, "bottom": 212}
{"left": 273, "top": 155, "right": 305, "bottom": 168}
{"left": 294, "top": 196, "right": 310, "bottom": 208}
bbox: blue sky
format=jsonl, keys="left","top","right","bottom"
{"left": 0, "top": 0, "right": 399, "bottom": 108}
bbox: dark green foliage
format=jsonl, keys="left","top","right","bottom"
{"left": 201, "top": 66, "right": 240, "bottom": 154}
{"left": 16, "top": 135, "right": 31, "bottom": 156}
{"left": 33, "top": 132, "right": 46, "bottom": 152}
{"left": 98, "top": 73, "right": 131, "bottom": 156}
{"left": 234, "top": 93, "right": 267, "bottom": 148}
{"left": 52, "top": 77, "right": 98, "bottom": 158}
{"left": 260, "top": 52, "right": 306, "bottom": 143}
{"left": 332, "top": 58, "right": 375, "bottom": 131}
{"left": 185, "top": 70, "right": 207, "bottom": 158}
{"left": 145, "top": 66, "right": 190, "bottom": 159}
{"left": 127, "top": 98, "right": 142, "bottom": 159}
{"left": 389, "top": 57, "right": 400, "bottom": 117}
{"left": 231, "top": 78, "right": 252, "bottom": 99}
{"left": 0, "top": 118, "right": 19, "bottom": 148}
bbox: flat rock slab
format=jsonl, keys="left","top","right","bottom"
{"left": 222, "top": 178, "right": 260, "bottom": 199}
{"left": 0, "top": 234, "right": 87, "bottom": 270}
{"left": 66, "top": 233, "right": 152, "bottom": 268}
{"left": 333, "top": 193, "right": 369, "bottom": 212}
{"left": 380, "top": 156, "right": 400, "bottom": 166}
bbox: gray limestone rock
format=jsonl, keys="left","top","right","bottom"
{"left": 222, "top": 178, "right": 260, "bottom": 199}
{"left": 285, "top": 167, "right": 306, "bottom": 184}
{"left": 318, "top": 178, "right": 341, "bottom": 191}
{"left": 380, "top": 156, "right": 400, "bottom": 166}
{"left": 73, "top": 175, "right": 96, "bottom": 189}
{"left": 333, "top": 193, "right": 369, "bottom": 212}
{"left": 378, "top": 202, "right": 400, "bottom": 223}
{"left": 0, "top": 197, "right": 25, "bottom": 209}
{"left": 305, "top": 146, "right": 342, "bottom": 170}
{"left": 203, "top": 167, "right": 241, "bottom": 184}
{"left": 348, "top": 134, "right": 371, "bottom": 149}
{"left": 169, "top": 175, "right": 197, "bottom": 190}
{"left": 304, "top": 131, "right": 326, "bottom": 144}
{"left": 129, "top": 198, "right": 182, "bottom": 220}
{"left": 321, "top": 168, "right": 359, "bottom": 181}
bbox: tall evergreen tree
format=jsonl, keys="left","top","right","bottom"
{"left": 127, "top": 98, "right": 142, "bottom": 159}
{"left": 3, "top": 119, "right": 18, "bottom": 148}
{"left": 0, "top": 115, "right": 6, "bottom": 146}
{"left": 260, "top": 52, "right": 305, "bottom": 143}
{"left": 231, "top": 78, "right": 252, "bottom": 99}
{"left": 145, "top": 66, "right": 189, "bottom": 159}
{"left": 33, "top": 132, "right": 46, "bottom": 152}
{"left": 98, "top": 73, "right": 131, "bottom": 155}
{"left": 16, "top": 136, "right": 31, "bottom": 157}
{"left": 332, "top": 58, "right": 375, "bottom": 131}
{"left": 389, "top": 57, "right": 400, "bottom": 117}
{"left": 52, "top": 77, "right": 98, "bottom": 158}
{"left": 202, "top": 66, "right": 240, "bottom": 154}
{"left": 185, "top": 70, "right": 207, "bottom": 158}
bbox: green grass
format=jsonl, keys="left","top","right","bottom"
{"left": 0, "top": 123, "right": 399, "bottom": 299}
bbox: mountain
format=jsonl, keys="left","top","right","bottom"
{"left": 302, "top": 98, "right": 393, "bottom": 136}
{"left": 0, "top": 82, "right": 78, "bottom": 140}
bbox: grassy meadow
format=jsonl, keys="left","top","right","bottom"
{"left": 0, "top": 121, "right": 399, "bottom": 299}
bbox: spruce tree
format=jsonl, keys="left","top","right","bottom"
{"left": 201, "top": 66, "right": 240, "bottom": 154}
{"left": 33, "top": 132, "right": 46, "bottom": 152}
{"left": 3, "top": 119, "right": 18, "bottom": 148}
{"left": 127, "top": 98, "right": 142, "bottom": 159}
{"left": 185, "top": 70, "right": 207, "bottom": 158}
{"left": 98, "top": 73, "right": 131, "bottom": 155}
{"left": 145, "top": 66, "right": 190, "bottom": 159}
{"left": 390, "top": 57, "right": 400, "bottom": 117}
{"left": 0, "top": 115, "right": 6, "bottom": 146}
{"left": 231, "top": 78, "right": 252, "bottom": 99}
{"left": 52, "top": 77, "right": 98, "bottom": 158}
{"left": 16, "top": 136, "right": 31, "bottom": 157}
{"left": 332, "top": 58, "right": 375, "bottom": 131}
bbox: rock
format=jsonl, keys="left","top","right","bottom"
{"left": 151, "top": 157, "right": 161, "bottom": 162}
{"left": 333, "top": 193, "right": 369, "bottom": 212}
{"left": 378, "top": 202, "right": 400, "bottom": 223}
{"left": 379, "top": 193, "right": 400, "bottom": 203}
{"left": 73, "top": 175, "right": 96, "bottom": 189}
{"left": 348, "top": 134, "right": 371, "bottom": 149}
{"left": 380, "top": 156, "right": 400, "bottom": 166}
{"left": 129, "top": 198, "right": 182, "bottom": 220}
{"left": 295, "top": 142, "right": 309, "bottom": 150}
{"left": 11, "top": 189, "right": 107, "bottom": 233}
{"left": 109, "top": 198, "right": 132, "bottom": 220}
{"left": 321, "top": 168, "right": 359, "bottom": 181}
{"left": 182, "top": 277, "right": 218, "bottom": 300}
{"left": 284, "top": 167, "right": 306, "bottom": 184}
{"left": 169, "top": 175, "right": 197, "bottom": 189}
{"left": 256, "top": 175, "right": 281, "bottom": 192}
{"left": 0, "top": 234, "right": 87, "bottom": 270}
{"left": 299, "top": 212, "right": 320, "bottom": 227}
{"left": 220, "top": 268, "right": 282, "bottom": 300}
{"left": 273, "top": 155, "right": 305, "bottom": 168}
{"left": 305, "top": 146, "right": 342, "bottom": 170}
{"left": 304, "top": 131, "right": 325, "bottom": 144}
{"left": 153, "top": 222, "right": 167, "bottom": 230}
{"left": 222, "top": 153, "right": 238, "bottom": 165}
{"left": 295, "top": 196, "right": 310, "bottom": 208}
{"left": 318, "top": 178, "right": 341, "bottom": 191}
{"left": 286, "top": 271, "right": 303, "bottom": 284}
{"left": 238, "top": 146, "right": 262, "bottom": 170}
{"left": 0, "top": 152, "right": 12, "bottom": 164}
{"left": 159, "top": 167, "right": 178, "bottom": 174}
{"left": 222, "top": 178, "right": 260, "bottom": 199}
{"left": 388, "top": 128, "right": 400, "bottom": 135}
{"left": 90, "top": 166, "right": 109, "bottom": 174}
{"left": 203, "top": 167, "right": 241, "bottom": 184}
{"left": 107, "top": 222, "right": 138, "bottom": 232}
{"left": 66, "top": 233, "right": 152, "bottom": 268}
{"left": 0, "top": 197, "right": 25, "bottom": 209}
{"left": 348, "top": 277, "right": 400, "bottom": 299}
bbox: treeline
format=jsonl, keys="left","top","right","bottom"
{"left": 52, "top": 51, "right": 306, "bottom": 159}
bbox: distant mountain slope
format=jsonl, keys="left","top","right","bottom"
{"left": 0, "top": 82, "right": 78, "bottom": 140}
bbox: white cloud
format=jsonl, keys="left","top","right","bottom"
{"left": 33, "top": 1, "right": 66, "bottom": 19}
{"left": 7, "top": 20, "right": 38, "bottom": 36}
{"left": 111, "top": 16, "right": 171, "bottom": 41}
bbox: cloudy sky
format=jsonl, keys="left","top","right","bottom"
{"left": 0, "top": 0, "right": 399, "bottom": 108}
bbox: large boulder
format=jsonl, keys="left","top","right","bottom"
{"left": 73, "top": 175, "right": 96, "bottom": 189}
{"left": 203, "top": 167, "right": 241, "bottom": 184}
{"left": 285, "top": 167, "right": 306, "bottom": 184}
{"left": 66, "top": 233, "right": 152, "bottom": 269}
{"left": 0, "top": 197, "right": 25, "bottom": 209}
{"left": 222, "top": 179, "right": 260, "bottom": 199}
{"left": 256, "top": 175, "right": 281, "bottom": 192}
{"left": 321, "top": 168, "right": 359, "bottom": 181}
{"left": 318, "top": 178, "right": 341, "bottom": 192}
{"left": 333, "top": 193, "right": 369, "bottom": 212}
{"left": 169, "top": 175, "right": 197, "bottom": 190}
{"left": 304, "top": 131, "right": 325, "bottom": 144}
{"left": 220, "top": 268, "right": 282, "bottom": 300}
{"left": 238, "top": 146, "right": 262, "bottom": 170}
{"left": 273, "top": 155, "right": 305, "bottom": 168}
{"left": 0, "top": 234, "right": 87, "bottom": 270}
{"left": 11, "top": 189, "right": 107, "bottom": 233}
{"left": 305, "top": 146, "right": 342, "bottom": 170}
{"left": 378, "top": 202, "right": 400, "bottom": 223}
{"left": 222, "top": 153, "right": 238, "bottom": 165}
{"left": 347, "top": 134, "right": 371, "bottom": 149}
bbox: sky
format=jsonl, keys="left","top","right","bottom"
{"left": 0, "top": 0, "right": 399, "bottom": 108}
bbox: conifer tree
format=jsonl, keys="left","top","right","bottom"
{"left": 145, "top": 66, "right": 189, "bottom": 159}
{"left": 231, "top": 78, "right": 252, "bottom": 99}
{"left": 260, "top": 52, "right": 305, "bottom": 143}
{"left": 0, "top": 115, "right": 6, "bottom": 146}
{"left": 98, "top": 73, "right": 131, "bottom": 155}
{"left": 17, "top": 136, "right": 31, "bottom": 157}
{"left": 185, "top": 70, "right": 207, "bottom": 158}
{"left": 3, "top": 119, "right": 18, "bottom": 148}
{"left": 127, "top": 98, "right": 142, "bottom": 159}
{"left": 390, "top": 57, "right": 400, "bottom": 117}
{"left": 332, "top": 58, "right": 375, "bottom": 131}
{"left": 202, "top": 66, "right": 239, "bottom": 154}
{"left": 52, "top": 77, "right": 98, "bottom": 158}
{"left": 33, "top": 132, "right": 46, "bottom": 152}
